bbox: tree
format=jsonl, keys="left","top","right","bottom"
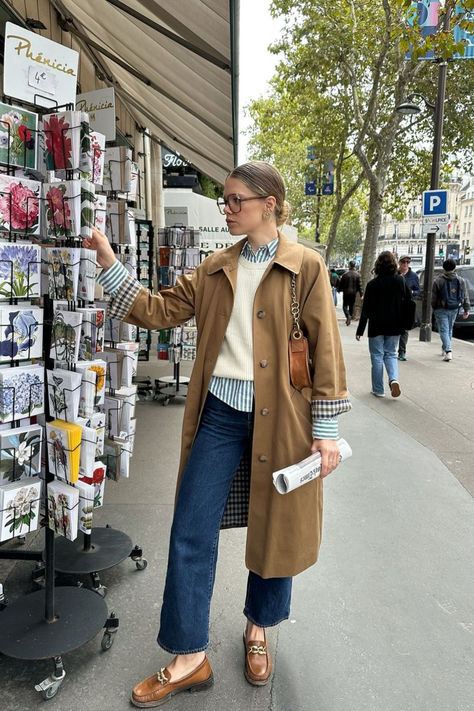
{"left": 249, "top": 0, "right": 474, "bottom": 284}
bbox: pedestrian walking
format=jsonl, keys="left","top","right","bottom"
{"left": 397, "top": 255, "right": 420, "bottom": 361}
{"left": 329, "top": 267, "right": 339, "bottom": 306}
{"left": 338, "top": 261, "right": 363, "bottom": 325}
{"left": 84, "top": 160, "right": 351, "bottom": 708}
{"left": 431, "top": 258, "right": 470, "bottom": 361}
{"left": 356, "top": 251, "right": 413, "bottom": 398}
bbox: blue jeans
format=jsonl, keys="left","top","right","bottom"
{"left": 433, "top": 308, "right": 457, "bottom": 352}
{"left": 157, "top": 392, "right": 292, "bottom": 654}
{"left": 368, "top": 335, "right": 399, "bottom": 395}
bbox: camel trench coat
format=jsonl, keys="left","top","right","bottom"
{"left": 114, "top": 234, "right": 350, "bottom": 578}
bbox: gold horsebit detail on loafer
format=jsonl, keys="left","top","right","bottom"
{"left": 248, "top": 644, "right": 267, "bottom": 655}
{"left": 156, "top": 668, "right": 169, "bottom": 685}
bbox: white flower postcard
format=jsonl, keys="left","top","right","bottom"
{"left": 0, "top": 423, "right": 42, "bottom": 483}
{"left": 0, "top": 477, "right": 41, "bottom": 541}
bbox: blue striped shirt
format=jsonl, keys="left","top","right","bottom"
{"left": 98, "top": 238, "right": 339, "bottom": 439}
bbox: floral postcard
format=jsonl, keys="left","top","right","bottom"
{"left": 76, "top": 359, "right": 106, "bottom": 407}
{"left": 79, "top": 460, "right": 106, "bottom": 508}
{"left": 93, "top": 193, "right": 107, "bottom": 232}
{"left": 103, "top": 146, "right": 132, "bottom": 192}
{"left": 78, "top": 248, "right": 97, "bottom": 302}
{"left": 45, "top": 247, "right": 81, "bottom": 301}
{"left": 76, "top": 416, "right": 97, "bottom": 476}
{"left": 0, "top": 241, "right": 41, "bottom": 300}
{"left": 42, "top": 111, "right": 81, "bottom": 171}
{"left": 47, "top": 368, "right": 82, "bottom": 422}
{"left": 0, "top": 424, "right": 42, "bottom": 484}
{"left": 82, "top": 131, "right": 105, "bottom": 186}
{"left": 0, "top": 306, "right": 43, "bottom": 362}
{"left": 50, "top": 309, "right": 82, "bottom": 363}
{"left": 47, "top": 479, "right": 79, "bottom": 541}
{"left": 75, "top": 479, "right": 94, "bottom": 534}
{"left": 77, "top": 308, "right": 104, "bottom": 360}
{"left": 43, "top": 181, "right": 81, "bottom": 239}
{"left": 46, "top": 420, "right": 82, "bottom": 483}
{"left": 0, "top": 364, "right": 44, "bottom": 424}
{"left": 0, "top": 477, "right": 41, "bottom": 541}
{"left": 115, "top": 386, "right": 137, "bottom": 434}
{"left": 80, "top": 180, "right": 95, "bottom": 239}
{"left": 0, "top": 175, "right": 41, "bottom": 235}
{"left": 0, "top": 103, "right": 38, "bottom": 170}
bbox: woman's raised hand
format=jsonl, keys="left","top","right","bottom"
{"left": 83, "top": 228, "right": 117, "bottom": 270}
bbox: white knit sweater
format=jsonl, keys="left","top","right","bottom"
{"left": 212, "top": 256, "right": 269, "bottom": 380}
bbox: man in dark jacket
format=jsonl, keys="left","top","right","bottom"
{"left": 431, "top": 258, "right": 470, "bottom": 361}
{"left": 397, "top": 255, "right": 420, "bottom": 361}
{"left": 338, "top": 261, "right": 363, "bottom": 325}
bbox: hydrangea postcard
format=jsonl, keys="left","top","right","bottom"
{"left": 0, "top": 364, "right": 44, "bottom": 423}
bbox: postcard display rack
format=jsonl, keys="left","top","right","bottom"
{"left": 155, "top": 226, "right": 199, "bottom": 405}
{"left": 0, "top": 99, "right": 146, "bottom": 699}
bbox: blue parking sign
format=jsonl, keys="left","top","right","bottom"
{"left": 423, "top": 189, "right": 448, "bottom": 215}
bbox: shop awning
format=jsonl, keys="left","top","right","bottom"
{"left": 53, "top": 0, "right": 238, "bottom": 184}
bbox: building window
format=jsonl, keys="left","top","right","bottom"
{"left": 408, "top": 244, "right": 414, "bottom": 254}
{"left": 417, "top": 244, "right": 423, "bottom": 254}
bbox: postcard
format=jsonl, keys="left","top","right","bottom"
{"left": 50, "top": 308, "right": 82, "bottom": 363}
{"left": 0, "top": 364, "right": 44, "bottom": 424}
{"left": 0, "top": 103, "right": 38, "bottom": 170}
{"left": 75, "top": 479, "right": 94, "bottom": 534}
{"left": 47, "top": 479, "right": 79, "bottom": 541}
{"left": 45, "top": 246, "right": 81, "bottom": 301}
{"left": 0, "top": 174, "right": 41, "bottom": 235}
{"left": 78, "top": 248, "right": 97, "bottom": 302}
{"left": 79, "top": 460, "right": 106, "bottom": 508}
{"left": 42, "top": 111, "right": 81, "bottom": 171}
{"left": 0, "top": 241, "right": 41, "bottom": 300}
{"left": 46, "top": 419, "right": 82, "bottom": 483}
{"left": 0, "top": 423, "right": 42, "bottom": 484}
{"left": 43, "top": 180, "right": 82, "bottom": 239}
{"left": 46, "top": 368, "right": 82, "bottom": 422}
{"left": 0, "top": 477, "right": 41, "bottom": 541}
{"left": 0, "top": 305, "right": 43, "bottom": 361}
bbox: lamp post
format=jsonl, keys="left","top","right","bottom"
{"left": 396, "top": 6, "right": 453, "bottom": 341}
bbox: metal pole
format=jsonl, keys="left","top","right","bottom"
{"left": 419, "top": 5, "right": 452, "bottom": 342}
{"left": 315, "top": 188, "right": 321, "bottom": 243}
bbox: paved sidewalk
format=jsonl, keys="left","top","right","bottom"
{"left": 1, "top": 314, "right": 473, "bottom": 711}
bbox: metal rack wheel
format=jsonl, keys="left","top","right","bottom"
{"left": 95, "top": 585, "right": 107, "bottom": 598}
{"left": 101, "top": 632, "right": 114, "bottom": 651}
{"left": 136, "top": 559, "right": 148, "bottom": 571}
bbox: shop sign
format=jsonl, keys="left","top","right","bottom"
{"left": 76, "top": 88, "right": 116, "bottom": 140}
{"left": 162, "top": 148, "right": 189, "bottom": 170}
{"left": 3, "top": 22, "right": 79, "bottom": 107}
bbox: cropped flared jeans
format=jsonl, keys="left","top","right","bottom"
{"left": 157, "top": 392, "right": 292, "bottom": 654}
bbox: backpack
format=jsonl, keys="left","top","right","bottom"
{"left": 441, "top": 276, "right": 463, "bottom": 310}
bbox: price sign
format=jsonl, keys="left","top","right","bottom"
{"left": 28, "top": 66, "right": 55, "bottom": 95}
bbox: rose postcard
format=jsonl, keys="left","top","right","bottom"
{"left": 43, "top": 181, "right": 81, "bottom": 239}
{"left": 0, "top": 423, "right": 42, "bottom": 484}
{"left": 0, "top": 175, "right": 41, "bottom": 235}
{"left": 0, "top": 241, "right": 41, "bottom": 300}
{"left": 0, "top": 306, "right": 43, "bottom": 362}
{"left": 47, "top": 479, "right": 79, "bottom": 541}
{"left": 0, "top": 364, "right": 44, "bottom": 423}
{"left": 0, "top": 477, "right": 41, "bottom": 541}
{"left": 0, "top": 103, "right": 38, "bottom": 170}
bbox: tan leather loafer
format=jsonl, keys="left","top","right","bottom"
{"left": 243, "top": 631, "right": 272, "bottom": 686}
{"left": 130, "top": 656, "right": 213, "bottom": 708}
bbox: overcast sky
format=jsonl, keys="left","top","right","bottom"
{"left": 238, "top": 0, "right": 284, "bottom": 162}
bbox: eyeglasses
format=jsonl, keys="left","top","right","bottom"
{"left": 399, "top": 259, "right": 411, "bottom": 264}
{"left": 216, "top": 193, "right": 269, "bottom": 215}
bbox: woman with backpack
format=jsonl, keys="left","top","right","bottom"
{"left": 431, "top": 258, "right": 470, "bottom": 361}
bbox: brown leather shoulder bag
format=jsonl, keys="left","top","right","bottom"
{"left": 288, "top": 272, "right": 313, "bottom": 390}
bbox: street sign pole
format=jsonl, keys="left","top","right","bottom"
{"left": 419, "top": 7, "right": 452, "bottom": 342}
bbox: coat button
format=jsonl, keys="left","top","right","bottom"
{"left": 257, "top": 310, "right": 266, "bottom": 318}
{"left": 261, "top": 408, "right": 269, "bottom": 416}
{"left": 258, "top": 455, "right": 267, "bottom": 462}
{"left": 259, "top": 360, "right": 268, "bottom": 368}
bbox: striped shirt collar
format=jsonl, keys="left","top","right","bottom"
{"left": 241, "top": 236, "right": 279, "bottom": 263}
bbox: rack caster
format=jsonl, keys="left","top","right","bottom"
{"left": 101, "top": 611, "right": 119, "bottom": 651}
{"left": 90, "top": 571, "right": 107, "bottom": 597}
{"left": 130, "top": 545, "right": 148, "bottom": 570}
{"left": 35, "top": 656, "right": 66, "bottom": 700}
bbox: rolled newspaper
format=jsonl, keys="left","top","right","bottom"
{"left": 272, "top": 438, "right": 352, "bottom": 494}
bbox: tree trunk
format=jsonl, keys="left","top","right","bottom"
{"left": 360, "top": 181, "right": 384, "bottom": 288}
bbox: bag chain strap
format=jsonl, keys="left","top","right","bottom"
{"left": 290, "top": 273, "right": 302, "bottom": 338}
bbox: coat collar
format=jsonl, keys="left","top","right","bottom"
{"left": 205, "top": 232, "right": 305, "bottom": 275}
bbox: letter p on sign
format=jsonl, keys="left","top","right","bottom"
{"left": 423, "top": 189, "right": 448, "bottom": 216}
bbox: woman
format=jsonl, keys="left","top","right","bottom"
{"left": 355, "top": 251, "right": 412, "bottom": 398}
{"left": 84, "top": 161, "right": 351, "bottom": 708}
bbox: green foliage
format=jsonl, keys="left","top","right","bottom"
{"left": 334, "top": 216, "right": 364, "bottom": 259}
{"left": 199, "top": 174, "right": 222, "bottom": 200}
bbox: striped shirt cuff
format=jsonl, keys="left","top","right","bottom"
{"left": 97, "top": 260, "right": 128, "bottom": 296}
{"left": 108, "top": 272, "right": 142, "bottom": 320}
{"left": 313, "top": 417, "right": 338, "bottom": 440}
